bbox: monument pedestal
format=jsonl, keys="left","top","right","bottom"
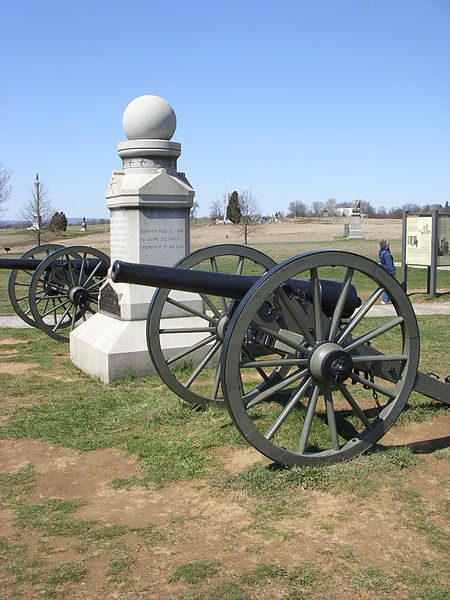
{"left": 70, "top": 94, "right": 199, "bottom": 382}
{"left": 70, "top": 312, "right": 212, "bottom": 383}
{"left": 347, "top": 201, "right": 364, "bottom": 239}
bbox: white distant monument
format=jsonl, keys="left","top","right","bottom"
{"left": 70, "top": 94, "right": 195, "bottom": 382}
{"left": 347, "top": 200, "right": 364, "bottom": 239}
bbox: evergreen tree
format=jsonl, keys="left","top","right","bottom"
{"left": 49, "top": 211, "right": 68, "bottom": 231}
{"left": 226, "top": 190, "right": 242, "bottom": 224}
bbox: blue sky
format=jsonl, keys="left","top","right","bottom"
{"left": 0, "top": 0, "right": 449, "bottom": 219}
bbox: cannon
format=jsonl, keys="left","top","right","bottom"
{"left": 111, "top": 244, "right": 449, "bottom": 468}
{"left": 1, "top": 245, "right": 109, "bottom": 342}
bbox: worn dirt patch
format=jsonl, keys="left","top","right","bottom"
{"left": 0, "top": 361, "right": 39, "bottom": 375}
{"left": 383, "top": 412, "right": 450, "bottom": 453}
{"left": 0, "top": 439, "right": 142, "bottom": 502}
{"left": 0, "top": 349, "right": 18, "bottom": 357}
{"left": 0, "top": 337, "right": 29, "bottom": 346}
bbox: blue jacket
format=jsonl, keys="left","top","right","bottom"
{"left": 379, "top": 247, "right": 396, "bottom": 277}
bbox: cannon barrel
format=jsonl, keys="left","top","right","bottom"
{"left": 111, "top": 259, "right": 361, "bottom": 317}
{"left": 0, "top": 257, "right": 108, "bottom": 276}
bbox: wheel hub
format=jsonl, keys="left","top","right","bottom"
{"left": 309, "top": 342, "right": 353, "bottom": 384}
{"left": 216, "top": 315, "right": 229, "bottom": 341}
{"left": 69, "top": 286, "right": 89, "bottom": 306}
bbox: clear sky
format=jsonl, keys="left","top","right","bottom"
{"left": 0, "top": 0, "right": 449, "bottom": 220}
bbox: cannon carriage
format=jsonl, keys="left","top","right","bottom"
{"left": 112, "top": 244, "right": 449, "bottom": 468}
{"left": 0, "top": 245, "right": 109, "bottom": 341}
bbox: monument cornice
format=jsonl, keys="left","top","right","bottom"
{"left": 118, "top": 139, "right": 181, "bottom": 159}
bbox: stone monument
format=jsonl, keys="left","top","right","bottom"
{"left": 70, "top": 95, "right": 195, "bottom": 382}
{"left": 347, "top": 200, "right": 364, "bottom": 239}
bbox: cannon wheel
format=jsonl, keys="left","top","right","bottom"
{"left": 28, "top": 245, "right": 110, "bottom": 342}
{"left": 147, "top": 244, "right": 277, "bottom": 407}
{"left": 8, "top": 244, "right": 63, "bottom": 327}
{"left": 221, "top": 250, "right": 420, "bottom": 467}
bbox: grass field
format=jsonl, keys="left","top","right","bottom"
{"left": 0, "top": 319, "right": 448, "bottom": 598}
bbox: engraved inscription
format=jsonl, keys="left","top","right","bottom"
{"left": 139, "top": 226, "right": 185, "bottom": 252}
{"left": 110, "top": 211, "right": 127, "bottom": 260}
{"left": 98, "top": 283, "right": 121, "bottom": 317}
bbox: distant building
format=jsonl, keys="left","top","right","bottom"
{"left": 335, "top": 207, "right": 353, "bottom": 217}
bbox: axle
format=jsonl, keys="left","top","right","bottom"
{"left": 111, "top": 260, "right": 361, "bottom": 318}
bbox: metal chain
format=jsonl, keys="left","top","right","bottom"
{"left": 369, "top": 365, "right": 381, "bottom": 409}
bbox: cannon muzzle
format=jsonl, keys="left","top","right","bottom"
{"left": 111, "top": 259, "right": 361, "bottom": 317}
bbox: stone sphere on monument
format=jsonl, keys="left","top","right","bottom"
{"left": 122, "top": 95, "right": 177, "bottom": 141}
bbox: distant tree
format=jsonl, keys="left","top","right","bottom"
{"left": 21, "top": 174, "right": 54, "bottom": 245}
{"left": 226, "top": 190, "right": 242, "bottom": 224}
{"left": 311, "top": 201, "right": 325, "bottom": 218}
{"left": 235, "top": 190, "right": 261, "bottom": 245}
{"left": 376, "top": 206, "right": 387, "bottom": 219}
{"left": 386, "top": 206, "right": 401, "bottom": 218}
{"left": 190, "top": 200, "right": 199, "bottom": 219}
{"left": 0, "top": 163, "right": 12, "bottom": 214}
{"left": 359, "top": 200, "right": 375, "bottom": 217}
{"left": 287, "top": 200, "right": 307, "bottom": 218}
{"left": 49, "top": 211, "right": 68, "bottom": 231}
{"left": 403, "top": 202, "right": 422, "bottom": 214}
{"left": 209, "top": 199, "right": 224, "bottom": 221}
{"left": 325, "top": 198, "right": 337, "bottom": 217}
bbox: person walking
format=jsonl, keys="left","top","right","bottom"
{"left": 379, "top": 239, "right": 396, "bottom": 304}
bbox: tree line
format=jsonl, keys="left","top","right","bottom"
{"left": 286, "top": 199, "right": 443, "bottom": 219}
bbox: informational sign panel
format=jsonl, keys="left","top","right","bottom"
{"left": 437, "top": 215, "right": 450, "bottom": 266}
{"left": 405, "top": 214, "right": 450, "bottom": 266}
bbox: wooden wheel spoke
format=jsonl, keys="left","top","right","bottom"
{"left": 244, "top": 368, "right": 309, "bottom": 409}
{"left": 338, "top": 384, "right": 373, "bottom": 429}
{"left": 352, "top": 354, "right": 407, "bottom": 364}
{"left": 210, "top": 257, "right": 228, "bottom": 314}
{"left": 211, "top": 364, "right": 222, "bottom": 400}
{"left": 298, "top": 384, "right": 320, "bottom": 454}
{"left": 327, "top": 267, "right": 354, "bottom": 341}
{"left": 344, "top": 316, "right": 404, "bottom": 352}
{"left": 199, "top": 293, "right": 221, "bottom": 318}
{"left": 240, "top": 357, "right": 308, "bottom": 369}
{"left": 85, "top": 280, "right": 103, "bottom": 293}
{"left": 166, "top": 334, "right": 218, "bottom": 366}
{"left": 40, "top": 298, "right": 70, "bottom": 318}
{"left": 66, "top": 255, "right": 76, "bottom": 286}
{"left": 337, "top": 286, "right": 384, "bottom": 344}
{"left": 78, "top": 253, "right": 87, "bottom": 286}
{"left": 52, "top": 303, "right": 72, "bottom": 331}
{"left": 166, "top": 297, "right": 217, "bottom": 324}
{"left": 350, "top": 372, "right": 396, "bottom": 398}
{"left": 160, "top": 326, "right": 214, "bottom": 334}
{"left": 275, "top": 288, "right": 316, "bottom": 347}
{"left": 265, "top": 376, "right": 312, "bottom": 440}
{"left": 241, "top": 344, "right": 270, "bottom": 381}
{"left": 310, "top": 267, "right": 324, "bottom": 342}
{"left": 324, "top": 385, "right": 340, "bottom": 451}
{"left": 80, "top": 260, "right": 103, "bottom": 288}
{"left": 184, "top": 340, "right": 221, "bottom": 388}
{"left": 250, "top": 321, "right": 311, "bottom": 355}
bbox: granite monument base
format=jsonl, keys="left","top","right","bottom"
{"left": 70, "top": 311, "right": 218, "bottom": 384}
